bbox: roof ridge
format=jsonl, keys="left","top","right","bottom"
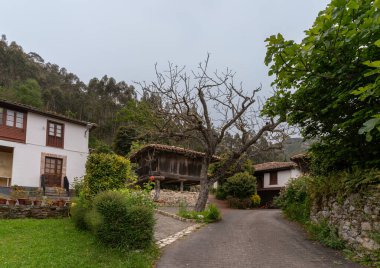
{"left": 130, "top": 143, "right": 220, "bottom": 161}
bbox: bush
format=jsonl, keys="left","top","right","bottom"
{"left": 215, "top": 186, "right": 227, "bottom": 200}
{"left": 223, "top": 172, "right": 257, "bottom": 200}
{"left": 92, "top": 190, "right": 155, "bottom": 249}
{"left": 205, "top": 204, "right": 221, "bottom": 222}
{"left": 83, "top": 153, "right": 136, "bottom": 199}
{"left": 275, "top": 176, "right": 310, "bottom": 223}
{"left": 306, "top": 220, "right": 345, "bottom": 250}
{"left": 309, "top": 168, "right": 380, "bottom": 205}
{"left": 84, "top": 208, "right": 103, "bottom": 233}
{"left": 250, "top": 194, "right": 261, "bottom": 207}
{"left": 70, "top": 197, "right": 91, "bottom": 230}
{"left": 71, "top": 189, "right": 155, "bottom": 250}
{"left": 72, "top": 177, "right": 84, "bottom": 197}
{"left": 226, "top": 196, "right": 252, "bottom": 209}
{"left": 178, "top": 203, "right": 222, "bottom": 223}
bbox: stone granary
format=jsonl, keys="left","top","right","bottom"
{"left": 130, "top": 144, "right": 219, "bottom": 199}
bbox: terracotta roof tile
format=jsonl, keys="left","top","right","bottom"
{"left": 0, "top": 99, "right": 96, "bottom": 128}
{"left": 130, "top": 144, "right": 220, "bottom": 162}
{"left": 254, "top": 162, "right": 297, "bottom": 172}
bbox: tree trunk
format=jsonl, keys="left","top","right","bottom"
{"left": 194, "top": 178, "right": 210, "bottom": 211}
{"left": 194, "top": 159, "right": 209, "bottom": 211}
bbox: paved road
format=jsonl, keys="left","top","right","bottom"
{"left": 154, "top": 212, "right": 194, "bottom": 241}
{"left": 156, "top": 209, "right": 362, "bottom": 268}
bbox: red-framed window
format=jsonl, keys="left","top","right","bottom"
{"left": 46, "top": 121, "right": 64, "bottom": 148}
{"left": 0, "top": 107, "right": 27, "bottom": 143}
{"left": 0, "top": 108, "right": 25, "bottom": 129}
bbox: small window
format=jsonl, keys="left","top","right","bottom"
{"left": 270, "top": 171, "right": 278, "bottom": 185}
{"left": 2, "top": 109, "right": 24, "bottom": 128}
{"left": 56, "top": 124, "right": 62, "bottom": 137}
{"left": 6, "top": 110, "right": 15, "bottom": 127}
{"left": 47, "top": 121, "right": 64, "bottom": 148}
{"left": 15, "top": 112, "right": 24, "bottom": 128}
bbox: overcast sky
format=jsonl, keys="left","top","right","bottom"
{"left": 1, "top": 0, "right": 329, "bottom": 97}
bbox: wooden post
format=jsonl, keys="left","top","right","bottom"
{"left": 154, "top": 179, "right": 160, "bottom": 201}
{"left": 180, "top": 180, "right": 184, "bottom": 192}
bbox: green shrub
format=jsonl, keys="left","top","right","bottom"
{"left": 306, "top": 220, "right": 345, "bottom": 250}
{"left": 250, "top": 194, "right": 261, "bottom": 207}
{"left": 223, "top": 172, "right": 257, "bottom": 200}
{"left": 70, "top": 197, "right": 91, "bottom": 230}
{"left": 178, "top": 203, "right": 222, "bottom": 223}
{"left": 83, "top": 153, "right": 136, "bottom": 199}
{"left": 226, "top": 196, "right": 239, "bottom": 209}
{"left": 215, "top": 186, "right": 227, "bottom": 200}
{"left": 70, "top": 205, "right": 87, "bottom": 230}
{"left": 205, "top": 204, "right": 221, "bottom": 222}
{"left": 308, "top": 168, "right": 380, "bottom": 205}
{"left": 72, "top": 177, "right": 84, "bottom": 197}
{"left": 120, "top": 189, "right": 156, "bottom": 210}
{"left": 84, "top": 208, "right": 103, "bottom": 234}
{"left": 226, "top": 196, "right": 251, "bottom": 209}
{"left": 92, "top": 190, "right": 155, "bottom": 249}
{"left": 275, "top": 176, "right": 310, "bottom": 223}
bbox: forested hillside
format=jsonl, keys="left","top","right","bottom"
{"left": 0, "top": 35, "right": 136, "bottom": 145}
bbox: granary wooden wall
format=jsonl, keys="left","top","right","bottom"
{"left": 135, "top": 150, "right": 203, "bottom": 183}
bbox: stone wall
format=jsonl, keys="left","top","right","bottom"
{"left": 310, "top": 186, "right": 380, "bottom": 255}
{"left": 0, "top": 205, "right": 69, "bottom": 219}
{"left": 152, "top": 189, "right": 199, "bottom": 207}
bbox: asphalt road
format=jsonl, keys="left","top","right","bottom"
{"left": 156, "top": 209, "right": 362, "bottom": 268}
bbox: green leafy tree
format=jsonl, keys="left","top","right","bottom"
{"left": 353, "top": 41, "right": 380, "bottom": 140}
{"left": 0, "top": 79, "right": 43, "bottom": 108}
{"left": 116, "top": 99, "right": 159, "bottom": 137}
{"left": 113, "top": 126, "right": 138, "bottom": 156}
{"left": 263, "top": 0, "right": 380, "bottom": 172}
{"left": 14, "top": 79, "right": 43, "bottom": 108}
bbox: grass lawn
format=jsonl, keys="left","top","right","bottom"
{"left": 0, "top": 218, "right": 159, "bottom": 268}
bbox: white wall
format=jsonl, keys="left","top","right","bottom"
{"left": 263, "top": 168, "right": 301, "bottom": 188}
{"left": 290, "top": 168, "right": 301, "bottom": 179}
{"left": 26, "top": 113, "right": 89, "bottom": 152}
{"left": 0, "top": 112, "right": 89, "bottom": 187}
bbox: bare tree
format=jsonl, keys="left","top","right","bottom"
{"left": 139, "top": 55, "right": 286, "bottom": 211}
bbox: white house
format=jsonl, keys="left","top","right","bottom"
{"left": 0, "top": 99, "right": 95, "bottom": 189}
{"left": 254, "top": 161, "right": 301, "bottom": 206}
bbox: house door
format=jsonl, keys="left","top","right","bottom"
{"left": 44, "top": 157, "right": 63, "bottom": 187}
{"left": 0, "top": 146, "right": 13, "bottom": 187}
